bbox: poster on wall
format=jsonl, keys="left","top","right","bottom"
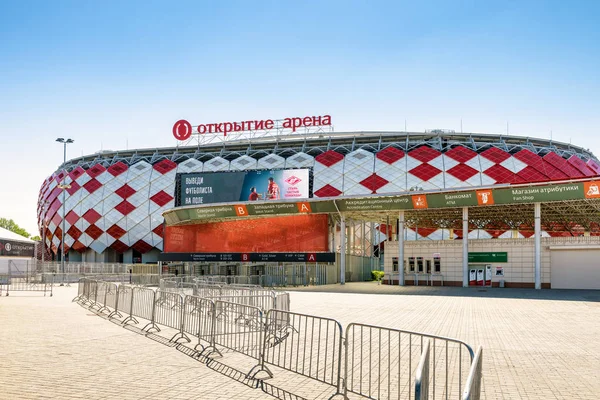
{"left": 180, "top": 169, "right": 310, "bottom": 205}
{"left": 495, "top": 267, "right": 504, "bottom": 277}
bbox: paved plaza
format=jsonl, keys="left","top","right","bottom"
{"left": 1, "top": 283, "right": 600, "bottom": 399}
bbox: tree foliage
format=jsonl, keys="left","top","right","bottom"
{"left": 0, "top": 218, "right": 32, "bottom": 239}
{"left": 30, "top": 235, "right": 41, "bottom": 241}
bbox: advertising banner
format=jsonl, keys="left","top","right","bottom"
{"left": 0, "top": 240, "right": 35, "bottom": 257}
{"left": 180, "top": 169, "right": 309, "bottom": 206}
{"left": 164, "top": 214, "right": 329, "bottom": 253}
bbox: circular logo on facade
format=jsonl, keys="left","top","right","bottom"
{"left": 4, "top": 243, "right": 11, "bottom": 252}
{"left": 172, "top": 119, "right": 193, "bottom": 141}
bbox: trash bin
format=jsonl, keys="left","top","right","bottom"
{"left": 499, "top": 280, "right": 505, "bottom": 288}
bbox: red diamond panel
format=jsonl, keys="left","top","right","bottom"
{"left": 132, "top": 240, "right": 153, "bottom": 254}
{"left": 83, "top": 178, "right": 102, "bottom": 194}
{"left": 480, "top": 147, "right": 510, "bottom": 164}
{"left": 408, "top": 163, "right": 442, "bottom": 181}
{"left": 115, "top": 200, "right": 135, "bottom": 216}
{"left": 516, "top": 166, "right": 549, "bottom": 183}
{"left": 152, "top": 224, "right": 164, "bottom": 238}
{"left": 568, "top": 155, "right": 595, "bottom": 177}
{"left": 106, "top": 224, "right": 126, "bottom": 239}
{"left": 541, "top": 160, "right": 568, "bottom": 180}
{"left": 55, "top": 171, "right": 66, "bottom": 182}
{"left": 514, "top": 149, "right": 552, "bottom": 177}
{"left": 359, "top": 174, "right": 390, "bottom": 193}
{"left": 313, "top": 184, "right": 342, "bottom": 198}
{"left": 82, "top": 209, "right": 101, "bottom": 224}
{"left": 107, "top": 161, "right": 128, "bottom": 177}
{"left": 587, "top": 159, "right": 600, "bottom": 174}
{"left": 543, "top": 152, "right": 584, "bottom": 178}
{"left": 65, "top": 210, "right": 79, "bottom": 225}
{"left": 150, "top": 190, "right": 174, "bottom": 207}
{"left": 110, "top": 240, "right": 129, "bottom": 253}
{"left": 376, "top": 147, "right": 404, "bottom": 164}
{"left": 69, "top": 166, "right": 86, "bottom": 180}
{"left": 315, "top": 151, "right": 344, "bottom": 167}
{"left": 153, "top": 159, "right": 177, "bottom": 174}
{"left": 444, "top": 146, "right": 477, "bottom": 163}
{"left": 446, "top": 164, "right": 479, "bottom": 181}
{"left": 66, "top": 180, "right": 81, "bottom": 195}
{"left": 85, "top": 224, "right": 103, "bottom": 240}
{"left": 115, "top": 184, "right": 136, "bottom": 199}
{"left": 51, "top": 212, "right": 62, "bottom": 227}
{"left": 87, "top": 164, "right": 106, "bottom": 178}
{"left": 408, "top": 146, "right": 440, "bottom": 163}
{"left": 67, "top": 225, "right": 82, "bottom": 240}
{"left": 54, "top": 227, "right": 62, "bottom": 241}
{"left": 483, "top": 164, "right": 517, "bottom": 184}
{"left": 71, "top": 240, "right": 86, "bottom": 252}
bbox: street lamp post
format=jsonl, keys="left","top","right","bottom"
{"left": 56, "top": 138, "right": 74, "bottom": 284}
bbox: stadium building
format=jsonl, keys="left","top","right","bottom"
{"left": 38, "top": 117, "right": 600, "bottom": 289}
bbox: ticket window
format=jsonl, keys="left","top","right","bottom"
{"left": 433, "top": 256, "right": 441, "bottom": 273}
{"left": 426, "top": 260, "right": 432, "bottom": 274}
{"left": 408, "top": 257, "right": 415, "bottom": 272}
{"left": 416, "top": 257, "right": 424, "bottom": 273}
{"left": 392, "top": 257, "right": 399, "bottom": 272}
{"left": 227, "top": 264, "right": 238, "bottom": 276}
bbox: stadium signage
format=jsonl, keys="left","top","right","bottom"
{"left": 164, "top": 180, "right": 600, "bottom": 225}
{"left": 0, "top": 239, "right": 35, "bottom": 257}
{"left": 158, "top": 252, "right": 336, "bottom": 262}
{"left": 173, "top": 115, "right": 332, "bottom": 140}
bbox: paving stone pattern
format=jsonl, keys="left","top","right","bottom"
{"left": 2, "top": 282, "right": 600, "bottom": 399}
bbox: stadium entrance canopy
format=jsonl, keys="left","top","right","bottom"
{"left": 163, "top": 177, "right": 600, "bottom": 289}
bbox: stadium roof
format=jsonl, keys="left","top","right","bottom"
{"left": 59, "top": 131, "right": 597, "bottom": 170}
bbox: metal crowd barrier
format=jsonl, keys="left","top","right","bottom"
{"left": 414, "top": 340, "right": 431, "bottom": 400}
{"left": 1, "top": 272, "right": 53, "bottom": 296}
{"left": 462, "top": 346, "right": 483, "bottom": 400}
{"left": 74, "top": 278, "right": 482, "bottom": 400}
{"left": 344, "top": 323, "right": 474, "bottom": 400}
{"left": 258, "top": 310, "right": 344, "bottom": 395}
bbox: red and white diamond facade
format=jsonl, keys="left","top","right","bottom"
{"left": 38, "top": 132, "right": 600, "bottom": 261}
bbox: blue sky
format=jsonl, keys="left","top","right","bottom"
{"left": 0, "top": 0, "right": 599, "bottom": 236}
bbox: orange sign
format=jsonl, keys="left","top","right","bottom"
{"left": 411, "top": 195, "right": 428, "bottom": 209}
{"left": 234, "top": 205, "right": 249, "bottom": 216}
{"left": 584, "top": 181, "right": 600, "bottom": 198}
{"left": 297, "top": 202, "right": 312, "bottom": 213}
{"left": 476, "top": 190, "right": 495, "bottom": 205}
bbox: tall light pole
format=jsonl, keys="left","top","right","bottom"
{"left": 56, "top": 138, "right": 74, "bottom": 283}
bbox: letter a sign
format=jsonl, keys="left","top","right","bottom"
{"left": 297, "top": 202, "right": 312, "bottom": 213}
{"left": 307, "top": 253, "right": 317, "bottom": 262}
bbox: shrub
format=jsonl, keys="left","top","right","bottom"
{"left": 371, "top": 270, "right": 385, "bottom": 281}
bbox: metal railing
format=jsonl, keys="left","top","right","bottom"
{"left": 462, "top": 346, "right": 483, "bottom": 400}
{"left": 0, "top": 266, "right": 53, "bottom": 296}
{"left": 344, "top": 323, "right": 475, "bottom": 400}
{"left": 415, "top": 340, "right": 431, "bottom": 400}
{"left": 75, "top": 278, "right": 483, "bottom": 400}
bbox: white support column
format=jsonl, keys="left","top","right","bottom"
{"left": 340, "top": 217, "right": 346, "bottom": 285}
{"left": 534, "top": 202, "right": 541, "bottom": 289}
{"left": 361, "top": 221, "right": 366, "bottom": 257}
{"left": 462, "top": 207, "right": 469, "bottom": 287}
{"left": 398, "top": 211, "right": 405, "bottom": 286}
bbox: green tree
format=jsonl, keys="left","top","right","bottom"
{"left": 30, "top": 235, "right": 41, "bottom": 241}
{"left": 0, "top": 218, "right": 31, "bottom": 239}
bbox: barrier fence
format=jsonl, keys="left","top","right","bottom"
{"left": 75, "top": 278, "right": 483, "bottom": 400}
{"left": 0, "top": 265, "right": 53, "bottom": 296}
